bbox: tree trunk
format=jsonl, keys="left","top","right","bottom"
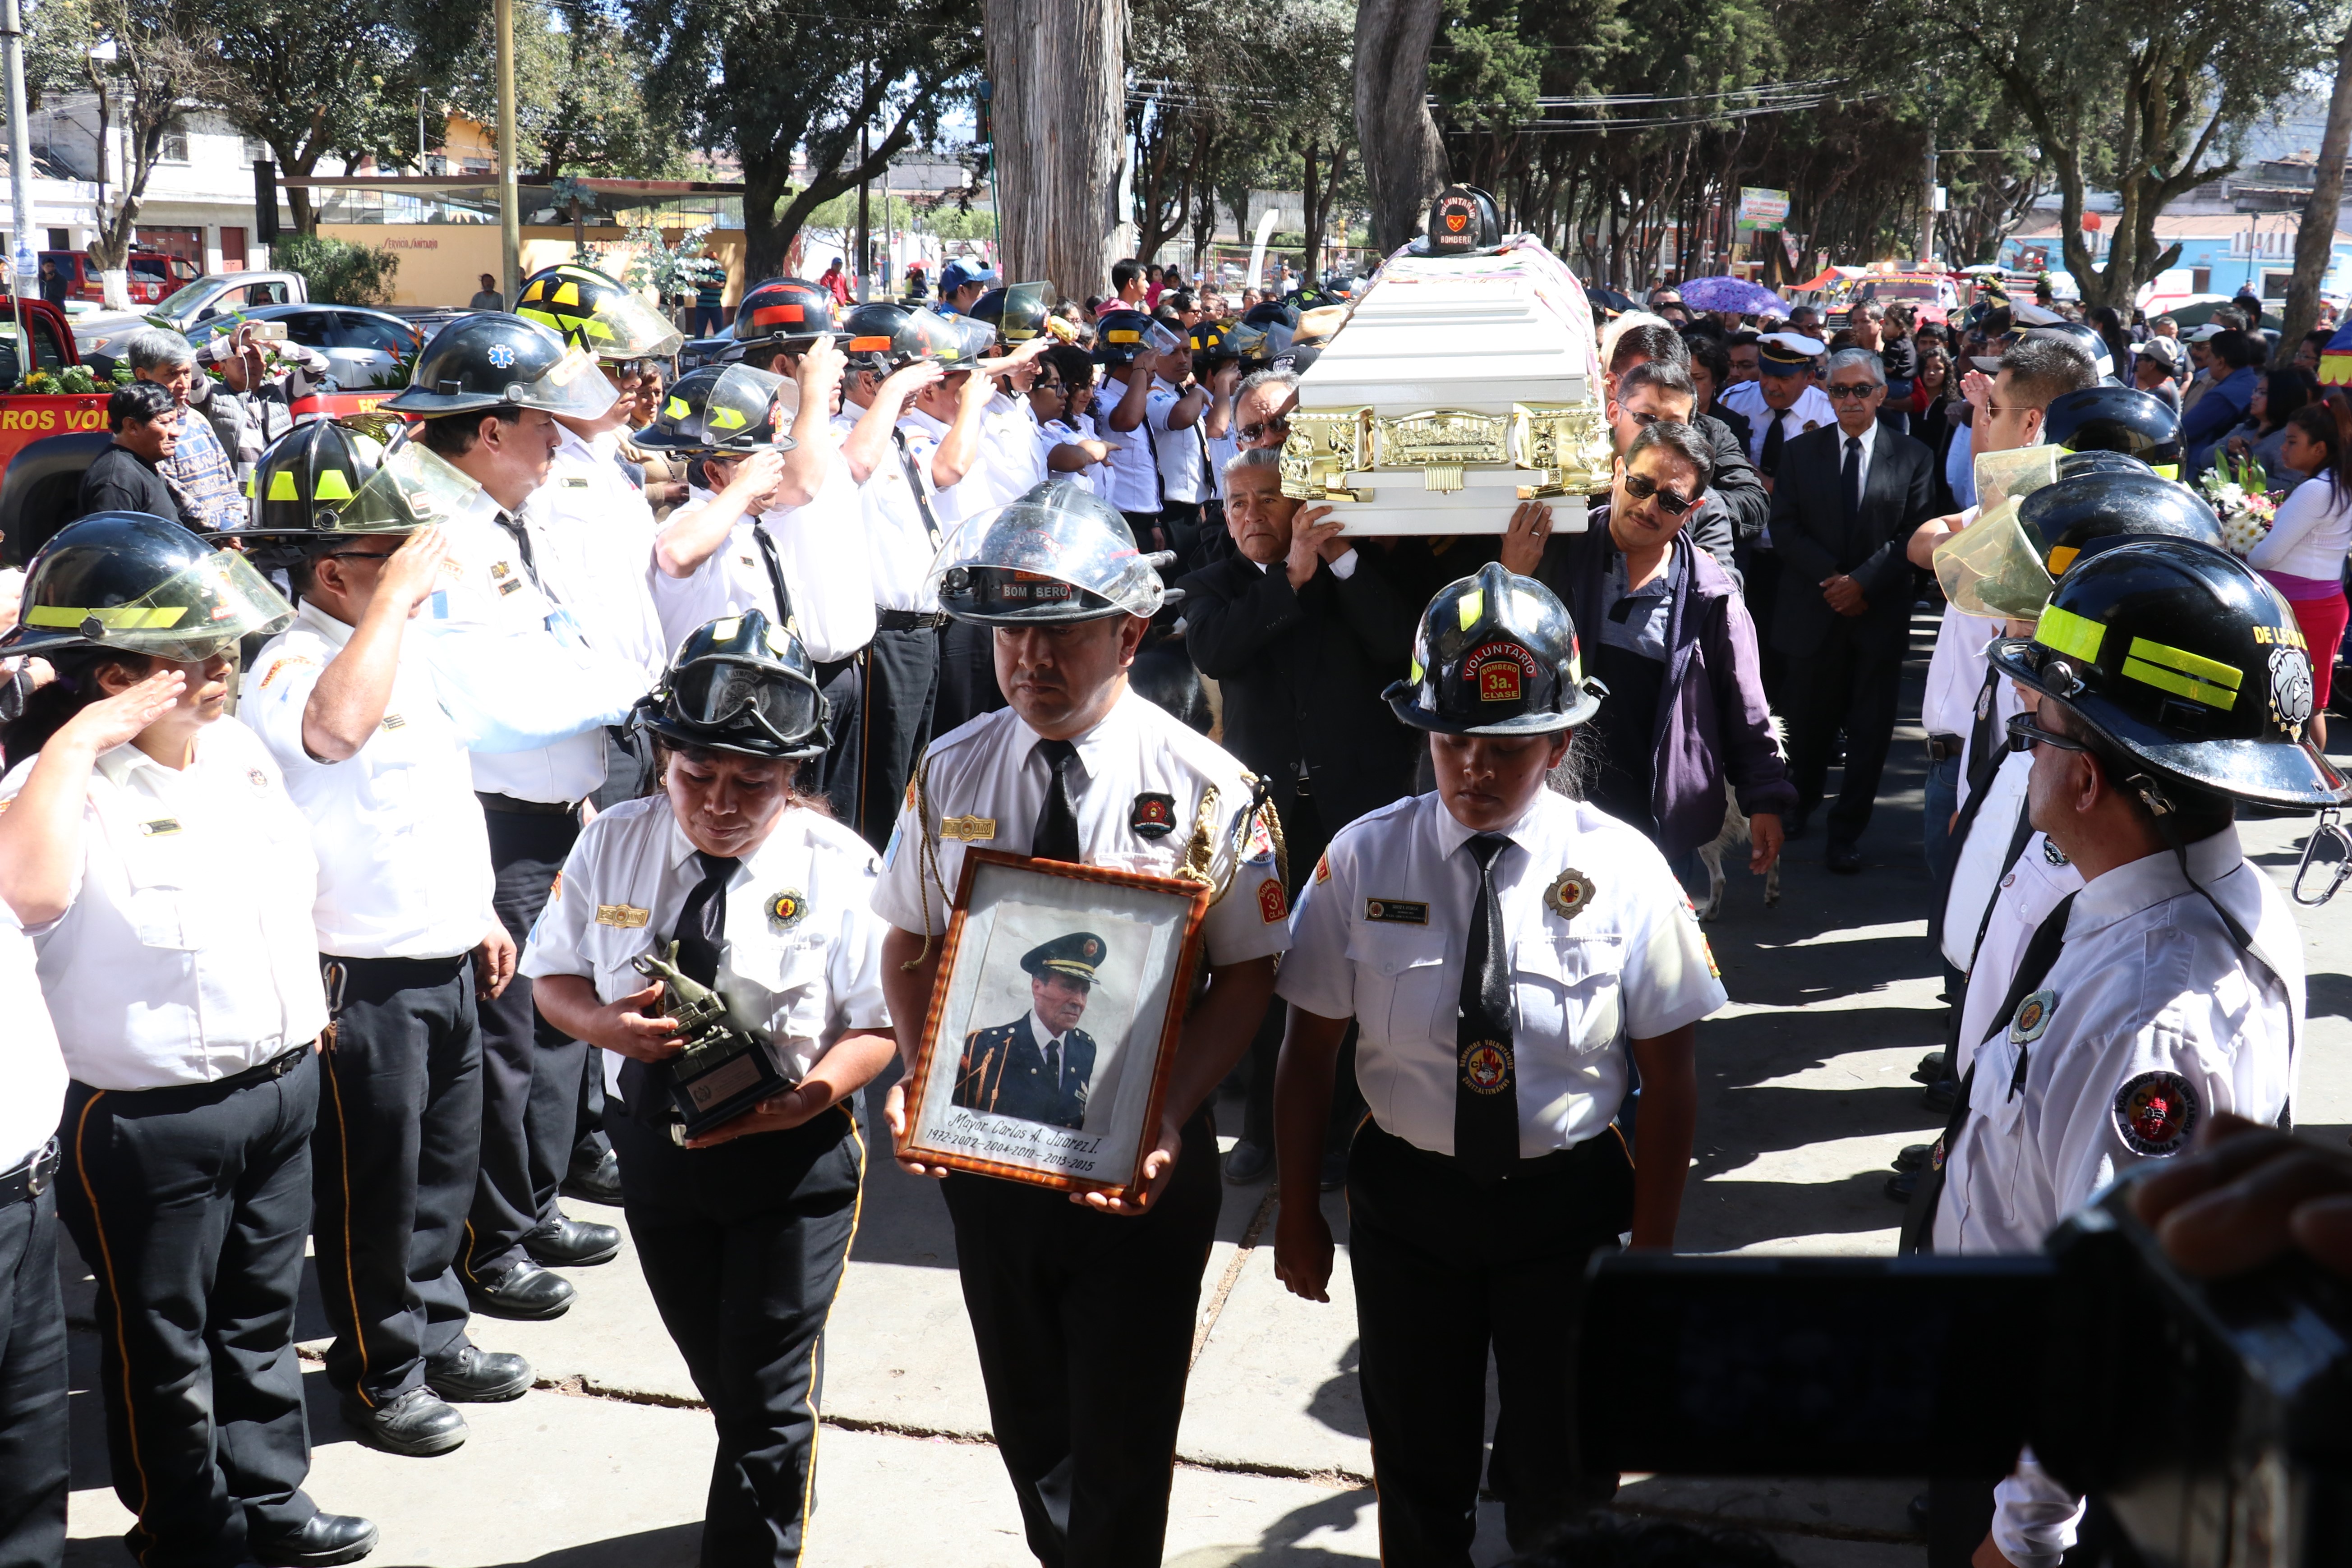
{"left": 986, "top": 0, "right": 1123, "bottom": 300}
{"left": 2283, "top": 26, "right": 2352, "bottom": 361}
{"left": 1354, "top": 0, "right": 1447, "bottom": 252}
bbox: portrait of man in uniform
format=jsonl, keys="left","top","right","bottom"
{"left": 952, "top": 932, "right": 1105, "bottom": 1130}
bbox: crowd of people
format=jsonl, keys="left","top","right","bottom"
{"left": 0, "top": 192, "right": 2346, "bottom": 1568}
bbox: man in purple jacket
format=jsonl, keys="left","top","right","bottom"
{"left": 1503, "top": 420, "right": 1795, "bottom": 867}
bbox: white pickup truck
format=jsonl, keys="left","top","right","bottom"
{"left": 71, "top": 271, "right": 312, "bottom": 369}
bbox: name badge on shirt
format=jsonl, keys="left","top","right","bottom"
{"left": 139, "top": 817, "right": 183, "bottom": 837}
{"left": 1364, "top": 898, "right": 1428, "bottom": 925}
{"left": 596, "top": 904, "right": 651, "bottom": 929}
{"left": 562, "top": 476, "right": 591, "bottom": 489}
{"left": 380, "top": 714, "right": 407, "bottom": 731}
{"left": 940, "top": 815, "right": 997, "bottom": 842}
{"left": 499, "top": 579, "right": 525, "bottom": 596}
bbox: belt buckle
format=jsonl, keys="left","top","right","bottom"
{"left": 24, "top": 1145, "right": 54, "bottom": 1198}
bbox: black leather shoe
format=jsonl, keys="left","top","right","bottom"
{"left": 1893, "top": 1142, "right": 1931, "bottom": 1174}
{"left": 425, "top": 1345, "right": 534, "bottom": 1403}
{"left": 340, "top": 1387, "right": 466, "bottom": 1458}
{"left": 561, "top": 1149, "right": 623, "bottom": 1207}
{"left": 1825, "top": 844, "right": 1863, "bottom": 874}
{"left": 249, "top": 1512, "right": 380, "bottom": 1566}
{"left": 1884, "top": 1169, "right": 1919, "bottom": 1204}
{"left": 1222, "top": 1140, "right": 1273, "bottom": 1185}
{"left": 464, "top": 1260, "right": 575, "bottom": 1321}
{"left": 1921, "top": 1077, "right": 1959, "bottom": 1115}
{"left": 524, "top": 1216, "right": 620, "bottom": 1268}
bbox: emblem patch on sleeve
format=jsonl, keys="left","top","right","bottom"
{"left": 1129, "top": 792, "right": 1176, "bottom": 839}
{"left": 2113, "top": 1070, "right": 2200, "bottom": 1156}
{"left": 765, "top": 890, "right": 809, "bottom": 931}
{"left": 1544, "top": 869, "right": 1595, "bottom": 921}
{"left": 1257, "top": 878, "right": 1288, "bottom": 923}
{"left": 2008, "top": 989, "right": 2058, "bottom": 1045}
{"left": 1314, "top": 853, "right": 1331, "bottom": 884}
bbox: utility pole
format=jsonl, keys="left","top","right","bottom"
{"left": 1, "top": 0, "right": 34, "bottom": 301}
{"left": 855, "top": 50, "right": 872, "bottom": 303}
{"left": 496, "top": 0, "right": 520, "bottom": 303}
{"left": 1921, "top": 121, "right": 1937, "bottom": 267}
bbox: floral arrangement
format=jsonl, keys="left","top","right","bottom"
{"left": 2202, "top": 454, "right": 2279, "bottom": 558}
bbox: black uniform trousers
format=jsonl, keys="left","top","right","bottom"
{"left": 609, "top": 1100, "right": 865, "bottom": 1568}
{"left": 809, "top": 656, "right": 865, "bottom": 830}
{"left": 1347, "top": 1121, "right": 1634, "bottom": 1568}
{"left": 312, "top": 953, "right": 483, "bottom": 1406}
{"left": 59, "top": 1055, "right": 322, "bottom": 1568}
{"left": 1781, "top": 619, "right": 1905, "bottom": 849}
{"left": 942, "top": 1110, "right": 1221, "bottom": 1568}
{"left": 0, "top": 1169, "right": 66, "bottom": 1568}
{"left": 932, "top": 619, "right": 1006, "bottom": 744}
{"left": 850, "top": 625, "right": 942, "bottom": 852}
{"left": 468, "top": 806, "right": 588, "bottom": 1278}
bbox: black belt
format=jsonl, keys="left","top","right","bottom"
{"left": 476, "top": 791, "right": 581, "bottom": 816}
{"left": 218, "top": 1043, "right": 314, "bottom": 1091}
{"left": 1926, "top": 733, "right": 1965, "bottom": 762}
{"left": 875, "top": 608, "right": 950, "bottom": 631}
{"left": 0, "top": 1140, "right": 57, "bottom": 1204}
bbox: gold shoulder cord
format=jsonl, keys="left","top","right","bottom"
{"left": 1182, "top": 774, "right": 1286, "bottom": 907}
{"left": 900, "top": 746, "right": 952, "bottom": 972}
{"left": 1174, "top": 784, "right": 1220, "bottom": 889}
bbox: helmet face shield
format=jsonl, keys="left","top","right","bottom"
{"left": 1973, "top": 445, "right": 2061, "bottom": 517}
{"left": 19, "top": 547, "right": 294, "bottom": 661}
{"left": 510, "top": 346, "right": 621, "bottom": 420}
{"left": 338, "top": 443, "right": 487, "bottom": 534}
{"left": 1000, "top": 282, "right": 1055, "bottom": 341}
{"left": 929, "top": 483, "right": 1171, "bottom": 625}
{"left": 1933, "top": 498, "right": 2054, "bottom": 620}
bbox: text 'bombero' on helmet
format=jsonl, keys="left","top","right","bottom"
{"left": 381, "top": 312, "right": 619, "bottom": 421}
{"left": 930, "top": 480, "right": 1178, "bottom": 625}
{"left": 1991, "top": 538, "right": 2349, "bottom": 813}
{"left": 515, "top": 263, "right": 685, "bottom": 362}
{"left": 1934, "top": 463, "right": 2221, "bottom": 620}
{"left": 636, "top": 607, "right": 829, "bottom": 762}
{"left": 1411, "top": 184, "right": 1505, "bottom": 258}
{"left": 1385, "top": 561, "right": 1603, "bottom": 735}
{"left": 2040, "top": 383, "right": 2182, "bottom": 477}
{"left": 635, "top": 364, "right": 796, "bottom": 456}
{"left": 0, "top": 510, "right": 294, "bottom": 662}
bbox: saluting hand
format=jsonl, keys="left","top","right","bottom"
{"left": 381, "top": 525, "right": 450, "bottom": 618}
{"left": 53, "top": 668, "right": 185, "bottom": 757}
{"left": 881, "top": 359, "right": 946, "bottom": 410}
{"left": 796, "top": 336, "right": 847, "bottom": 403}
{"left": 586, "top": 979, "right": 684, "bottom": 1062}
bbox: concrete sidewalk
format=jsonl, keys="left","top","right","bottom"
{"left": 60, "top": 612, "right": 2352, "bottom": 1566}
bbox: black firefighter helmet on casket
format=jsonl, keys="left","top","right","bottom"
{"left": 1410, "top": 185, "right": 1506, "bottom": 258}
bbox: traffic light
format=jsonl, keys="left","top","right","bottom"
{"left": 255, "top": 160, "right": 280, "bottom": 244}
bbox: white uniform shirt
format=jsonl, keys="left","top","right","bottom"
{"left": 1037, "top": 418, "right": 1097, "bottom": 496}
{"left": 1934, "top": 826, "right": 2298, "bottom": 1568}
{"left": 1952, "top": 827, "right": 2081, "bottom": 1077}
{"left": 1922, "top": 510, "right": 1999, "bottom": 744}
{"left": 979, "top": 392, "right": 1047, "bottom": 506}
{"left": 1718, "top": 380, "right": 1835, "bottom": 466}
{"left": 898, "top": 407, "right": 990, "bottom": 533}
{"left": 1097, "top": 377, "right": 1167, "bottom": 514}
{"left": 835, "top": 405, "right": 944, "bottom": 613}
{"left": 0, "top": 907, "right": 67, "bottom": 1170}
{"left": 1154, "top": 386, "right": 1210, "bottom": 506}
{"left": 648, "top": 461, "right": 876, "bottom": 664}
{"left": 1942, "top": 748, "right": 2044, "bottom": 979}
{"left": 1203, "top": 425, "right": 1238, "bottom": 502}
{"left": 522, "top": 425, "right": 669, "bottom": 683}
{"left": 872, "top": 689, "right": 1292, "bottom": 972}
{"left": 1, "top": 721, "right": 329, "bottom": 1089}
{"left": 244, "top": 601, "right": 497, "bottom": 960}
{"left": 522, "top": 796, "right": 892, "bottom": 1097}
{"left": 1278, "top": 789, "right": 1725, "bottom": 1158}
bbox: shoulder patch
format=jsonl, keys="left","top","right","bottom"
{"left": 2113, "top": 1070, "right": 2200, "bottom": 1156}
{"left": 258, "top": 655, "right": 318, "bottom": 690}
{"left": 1257, "top": 877, "right": 1288, "bottom": 923}
{"left": 1129, "top": 791, "right": 1176, "bottom": 839}
{"left": 1314, "top": 853, "right": 1330, "bottom": 884}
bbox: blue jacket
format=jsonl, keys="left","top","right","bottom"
{"left": 2184, "top": 366, "right": 2257, "bottom": 477}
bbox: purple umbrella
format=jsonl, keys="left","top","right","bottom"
{"left": 1673, "top": 276, "right": 1790, "bottom": 317}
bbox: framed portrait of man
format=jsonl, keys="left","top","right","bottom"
{"left": 897, "top": 850, "right": 1209, "bottom": 1196}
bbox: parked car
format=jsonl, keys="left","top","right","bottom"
{"left": 1847, "top": 271, "right": 1963, "bottom": 325}
{"left": 187, "top": 303, "right": 423, "bottom": 388}
{"left": 38, "top": 249, "right": 201, "bottom": 307}
{"left": 147, "top": 271, "right": 308, "bottom": 333}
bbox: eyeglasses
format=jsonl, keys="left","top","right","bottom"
{"left": 2004, "top": 713, "right": 2094, "bottom": 754}
{"left": 1826, "top": 382, "right": 1880, "bottom": 400}
{"left": 1239, "top": 418, "right": 1290, "bottom": 442}
{"left": 1620, "top": 470, "right": 1700, "bottom": 516}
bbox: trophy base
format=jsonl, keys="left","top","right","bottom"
{"left": 668, "top": 1041, "right": 796, "bottom": 1141}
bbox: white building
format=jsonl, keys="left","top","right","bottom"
{"left": 21, "top": 96, "right": 289, "bottom": 272}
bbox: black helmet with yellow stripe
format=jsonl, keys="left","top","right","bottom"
{"left": 514, "top": 263, "right": 684, "bottom": 363}
{"left": 2041, "top": 385, "right": 2182, "bottom": 478}
{"left": 634, "top": 364, "right": 797, "bottom": 456}
{"left": 1384, "top": 561, "right": 1604, "bottom": 736}
{"left": 1990, "top": 538, "right": 2349, "bottom": 812}
{"left": 0, "top": 510, "right": 294, "bottom": 662}
{"left": 235, "top": 420, "right": 389, "bottom": 537}
{"left": 1933, "top": 462, "right": 2219, "bottom": 620}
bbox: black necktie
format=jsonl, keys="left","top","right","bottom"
{"left": 1041, "top": 1034, "right": 1062, "bottom": 1094}
{"left": 1965, "top": 664, "right": 2004, "bottom": 802}
{"left": 1759, "top": 412, "right": 1784, "bottom": 478}
{"left": 1454, "top": 833, "right": 1520, "bottom": 1182}
{"left": 621, "top": 851, "right": 738, "bottom": 1127}
{"left": 1031, "top": 739, "right": 1082, "bottom": 863}
{"left": 1841, "top": 435, "right": 1862, "bottom": 527}
{"left": 495, "top": 511, "right": 544, "bottom": 593}
{"left": 891, "top": 428, "right": 944, "bottom": 549}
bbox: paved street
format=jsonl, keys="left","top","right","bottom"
{"left": 60, "top": 615, "right": 2352, "bottom": 1566}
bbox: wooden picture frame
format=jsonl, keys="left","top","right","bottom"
{"left": 896, "top": 849, "right": 1210, "bottom": 1197}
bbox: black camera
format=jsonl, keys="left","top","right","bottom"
{"left": 1576, "top": 1183, "right": 2352, "bottom": 1567}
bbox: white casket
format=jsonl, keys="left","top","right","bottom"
{"left": 1279, "top": 236, "right": 1614, "bottom": 535}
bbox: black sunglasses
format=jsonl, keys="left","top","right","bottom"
{"left": 1826, "top": 382, "right": 1880, "bottom": 400}
{"left": 1620, "top": 470, "right": 1700, "bottom": 516}
{"left": 1239, "top": 417, "right": 1290, "bottom": 442}
{"left": 2005, "top": 713, "right": 2094, "bottom": 754}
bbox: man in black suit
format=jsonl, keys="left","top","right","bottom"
{"left": 1766, "top": 347, "right": 1938, "bottom": 872}
{"left": 1176, "top": 448, "right": 1419, "bottom": 1182}
{"left": 953, "top": 933, "right": 1104, "bottom": 1130}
